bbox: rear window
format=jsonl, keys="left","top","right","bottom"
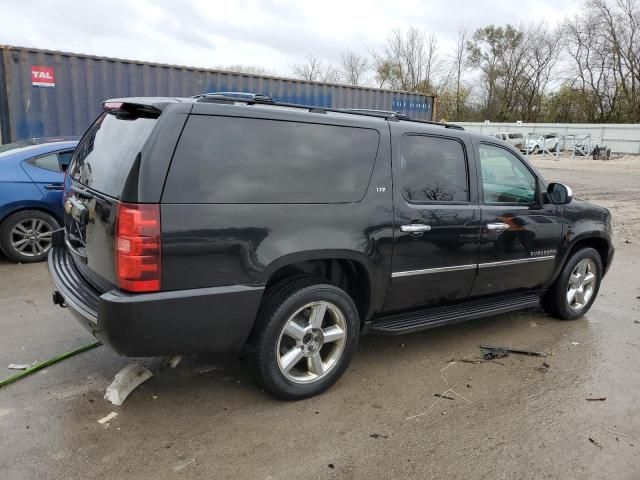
{"left": 163, "top": 115, "right": 380, "bottom": 203}
{"left": 508, "top": 133, "right": 523, "bottom": 139}
{"left": 69, "top": 112, "right": 157, "bottom": 197}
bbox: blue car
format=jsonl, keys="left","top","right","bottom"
{"left": 0, "top": 137, "right": 78, "bottom": 262}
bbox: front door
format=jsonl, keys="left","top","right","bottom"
{"left": 471, "top": 142, "right": 563, "bottom": 296}
{"left": 384, "top": 130, "right": 481, "bottom": 312}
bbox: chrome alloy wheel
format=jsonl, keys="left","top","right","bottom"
{"left": 566, "top": 258, "right": 597, "bottom": 310}
{"left": 10, "top": 219, "right": 53, "bottom": 257}
{"left": 276, "top": 301, "right": 347, "bottom": 384}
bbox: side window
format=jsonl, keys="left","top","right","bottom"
{"left": 164, "top": 116, "right": 380, "bottom": 204}
{"left": 58, "top": 151, "right": 74, "bottom": 169}
{"left": 400, "top": 135, "right": 469, "bottom": 202}
{"left": 479, "top": 144, "right": 537, "bottom": 204}
{"left": 26, "top": 153, "right": 61, "bottom": 172}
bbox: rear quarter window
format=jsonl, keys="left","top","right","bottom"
{"left": 26, "top": 153, "right": 62, "bottom": 172}
{"left": 163, "top": 115, "right": 380, "bottom": 203}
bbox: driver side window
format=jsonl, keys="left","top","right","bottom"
{"left": 479, "top": 144, "right": 536, "bottom": 204}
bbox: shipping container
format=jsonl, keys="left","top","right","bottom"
{"left": 0, "top": 45, "right": 435, "bottom": 144}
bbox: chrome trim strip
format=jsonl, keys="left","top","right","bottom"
{"left": 391, "top": 256, "right": 556, "bottom": 278}
{"left": 400, "top": 224, "right": 432, "bottom": 233}
{"left": 391, "top": 264, "right": 477, "bottom": 278}
{"left": 477, "top": 256, "right": 556, "bottom": 269}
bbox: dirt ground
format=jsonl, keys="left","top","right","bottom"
{"left": 0, "top": 157, "right": 639, "bottom": 479}
{"left": 532, "top": 153, "right": 640, "bottom": 241}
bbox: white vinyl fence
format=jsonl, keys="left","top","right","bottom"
{"left": 458, "top": 122, "right": 640, "bottom": 154}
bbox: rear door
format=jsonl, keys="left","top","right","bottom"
{"left": 64, "top": 108, "right": 160, "bottom": 287}
{"left": 471, "top": 142, "right": 562, "bottom": 296}
{"left": 384, "top": 126, "right": 481, "bottom": 312}
{"left": 22, "top": 150, "right": 70, "bottom": 194}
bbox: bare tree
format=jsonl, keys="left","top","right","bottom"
{"left": 451, "top": 25, "right": 469, "bottom": 119}
{"left": 564, "top": 9, "right": 621, "bottom": 121}
{"left": 370, "top": 27, "right": 443, "bottom": 93}
{"left": 338, "top": 50, "right": 369, "bottom": 86}
{"left": 422, "top": 33, "right": 443, "bottom": 93}
{"left": 320, "top": 65, "right": 342, "bottom": 83}
{"left": 217, "top": 64, "right": 274, "bottom": 76}
{"left": 372, "top": 28, "right": 425, "bottom": 91}
{"left": 589, "top": 0, "right": 640, "bottom": 122}
{"left": 518, "top": 27, "right": 563, "bottom": 121}
{"left": 292, "top": 54, "right": 341, "bottom": 83}
{"left": 292, "top": 54, "right": 324, "bottom": 81}
{"left": 467, "top": 24, "right": 534, "bottom": 120}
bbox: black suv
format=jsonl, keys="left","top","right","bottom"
{"left": 49, "top": 93, "right": 614, "bottom": 400}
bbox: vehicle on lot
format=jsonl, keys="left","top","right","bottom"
{"left": 492, "top": 132, "right": 525, "bottom": 150}
{"left": 49, "top": 93, "right": 614, "bottom": 400}
{"left": 524, "top": 134, "right": 563, "bottom": 154}
{"left": 0, "top": 138, "right": 78, "bottom": 262}
{"left": 574, "top": 140, "right": 611, "bottom": 160}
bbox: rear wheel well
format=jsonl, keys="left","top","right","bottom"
{"left": 265, "top": 259, "right": 371, "bottom": 321}
{"left": 567, "top": 237, "right": 610, "bottom": 270}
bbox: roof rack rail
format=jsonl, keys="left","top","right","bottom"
{"left": 342, "top": 108, "right": 464, "bottom": 129}
{"left": 193, "top": 92, "right": 464, "bottom": 130}
{"left": 343, "top": 108, "right": 407, "bottom": 119}
{"left": 194, "top": 92, "right": 275, "bottom": 104}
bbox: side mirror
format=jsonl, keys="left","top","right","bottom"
{"left": 547, "top": 182, "right": 572, "bottom": 204}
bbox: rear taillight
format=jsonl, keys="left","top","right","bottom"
{"left": 115, "top": 202, "right": 161, "bottom": 292}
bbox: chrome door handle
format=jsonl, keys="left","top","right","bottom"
{"left": 401, "top": 224, "right": 432, "bottom": 233}
{"left": 486, "top": 222, "right": 510, "bottom": 231}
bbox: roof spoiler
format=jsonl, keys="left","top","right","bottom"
{"left": 102, "top": 101, "right": 163, "bottom": 118}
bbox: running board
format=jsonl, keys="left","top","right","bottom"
{"left": 367, "top": 293, "right": 542, "bottom": 335}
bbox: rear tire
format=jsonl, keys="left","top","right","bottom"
{"left": 542, "top": 247, "right": 603, "bottom": 320}
{"left": 249, "top": 277, "right": 359, "bottom": 400}
{"left": 0, "top": 210, "right": 58, "bottom": 263}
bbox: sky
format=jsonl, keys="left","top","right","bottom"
{"left": 0, "top": 0, "right": 582, "bottom": 77}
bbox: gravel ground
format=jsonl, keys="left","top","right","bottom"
{"left": 532, "top": 153, "right": 640, "bottom": 241}
{"left": 0, "top": 156, "right": 638, "bottom": 479}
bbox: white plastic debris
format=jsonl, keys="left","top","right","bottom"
{"left": 8, "top": 364, "right": 29, "bottom": 370}
{"left": 173, "top": 458, "right": 195, "bottom": 472}
{"left": 97, "top": 412, "right": 118, "bottom": 424}
{"left": 167, "top": 355, "right": 183, "bottom": 368}
{"left": 104, "top": 364, "right": 153, "bottom": 406}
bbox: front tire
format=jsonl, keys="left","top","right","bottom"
{"left": 0, "top": 210, "right": 58, "bottom": 263}
{"left": 249, "top": 277, "right": 359, "bottom": 400}
{"left": 542, "top": 247, "right": 603, "bottom": 320}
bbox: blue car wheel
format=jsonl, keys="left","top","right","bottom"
{"left": 0, "top": 210, "right": 59, "bottom": 263}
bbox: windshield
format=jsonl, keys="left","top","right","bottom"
{"left": 0, "top": 140, "right": 45, "bottom": 159}
{"left": 0, "top": 139, "right": 40, "bottom": 154}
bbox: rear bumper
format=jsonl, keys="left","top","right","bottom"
{"left": 48, "top": 247, "right": 264, "bottom": 356}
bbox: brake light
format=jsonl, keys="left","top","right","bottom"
{"left": 115, "top": 203, "right": 161, "bottom": 292}
{"left": 103, "top": 101, "right": 124, "bottom": 110}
